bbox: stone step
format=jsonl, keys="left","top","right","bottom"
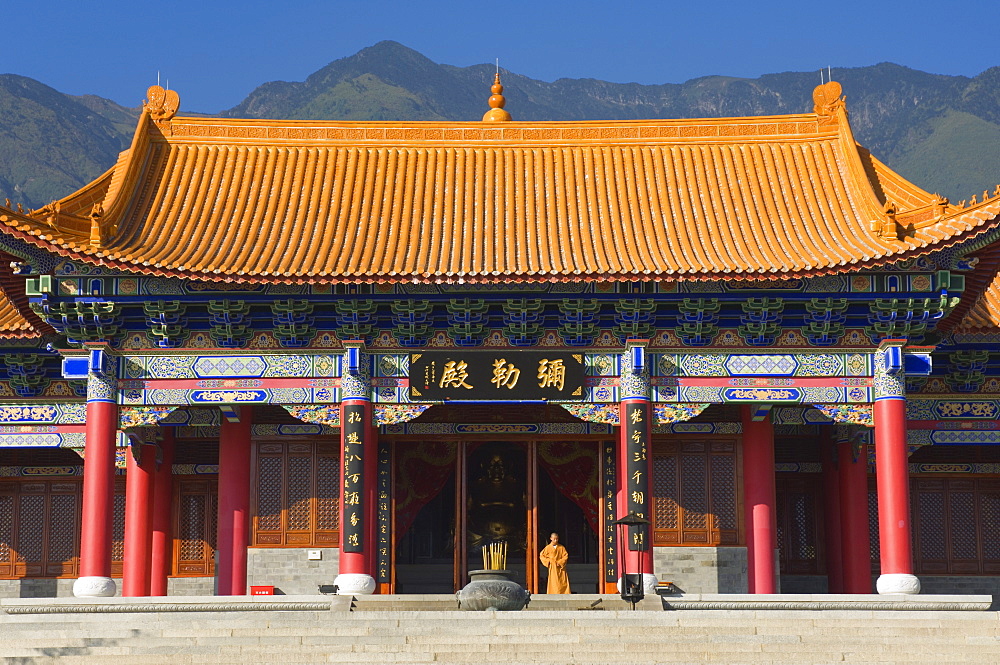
{"left": 2, "top": 597, "right": 997, "bottom": 665}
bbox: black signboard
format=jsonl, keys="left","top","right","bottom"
{"left": 342, "top": 404, "right": 366, "bottom": 554}
{"left": 603, "top": 442, "right": 618, "bottom": 584}
{"left": 623, "top": 401, "right": 650, "bottom": 552}
{"left": 409, "top": 351, "right": 585, "bottom": 401}
{"left": 376, "top": 440, "right": 392, "bottom": 584}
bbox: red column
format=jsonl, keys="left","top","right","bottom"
{"left": 618, "top": 399, "right": 654, "bottom": 578}
{"left": 337, "top": 399, "right": 376, "bottom": 593}
{"left": 874, "top": 397, "right": 919, "bottom": 593}
{"left": 216, "top": 407, "right": 253, "bottom": 595}
{"left": 150, "top": 429, "right": 175, "bottom": 596}
{"left": 821, "top": 432, "right": 844, "bottom": 594}
{"left": 123, "top": 442, "right": 156, "bottom": 596}
{"left": 742, "top": 406, "right": 777, "bottom": 594}
{"left": 74, "top": 397, "right": 118, "bottom": 597}
{"left": 839, "top": 436, "right": 872, "bottom": 594}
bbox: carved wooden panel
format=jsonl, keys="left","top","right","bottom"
{"left": 173, "top": 478, "right": 217, "bottom": 576}
{"left": 652, "top": 437, "right": 740, "bottom": 546}
{"left": 0, "top": 478, "right": 82, "bottom": 579}
{"left": 110, "top": 480, "right": 126, "bottom": 577}
{"left": 911, "top": 477, "right": 1000, "bottom": 575}
{"left": 250, "top": 439, "right": 340, "bottom": 547}
{"left": 775, "top": 475, "right": 823, "bottom": 575}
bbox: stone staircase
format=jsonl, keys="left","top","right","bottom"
{"left": 0, "top": 594, "right": 997, "bottom": 664}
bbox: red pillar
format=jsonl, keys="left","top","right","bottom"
{"left": 216, "top": 407, "right": 252, "bottom": 596}
{"left": 874, "top": 396, "right": 919, "bottom": 593}
{"left": 839, "top": 436, "right": 872, "bottom": 594}
{"left": 74, "top": 396, "right": 118, "bottom": 597}
{"left": 742, "top": 406, "right": 777, "bottom": 594}
{"left": 150, "top": 429, "right": 175, "bottom": 596}
{"left": 123, "top": 442, "right": 156, "bottom": 596}
{"left": 618, "top": 399, "right": 654, "bottom": 579}
{"left": 821, "top": 432, "right": 844, "bottom": 594}
{"left": 336, "top": 398, "right": 376, "bottom": 594}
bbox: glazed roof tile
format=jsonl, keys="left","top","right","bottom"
{"left": 956, "top": 270, "right": 1000, "bottom": 332}
{"left": 2, "top": 83, "right": 998, "bottom": 284}
{"left": 0, "top": 262, "right": 40, "bottom": 339}
{"left": 0, "top": 291, "right": 35, "bottom": 338}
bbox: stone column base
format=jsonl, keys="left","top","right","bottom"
{"left": 876, "top": 573, "right": 921, "bottom": 595}
{"left": 617, "top": 573, "right": 659, "bottom": 596}
{"left": 334, "top": 573, "right": 376, "bottom": 595}
{"left": 73, "top": 576, "right": 116, "bottom": 597}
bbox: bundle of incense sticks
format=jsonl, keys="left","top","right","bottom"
{"left": 482, "top": 541, "right": 507, "bottom": 570}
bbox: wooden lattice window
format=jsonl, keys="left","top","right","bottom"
{"left": 775, "top": 474, "right": 824, "bottom": 574}
{"left": 251, "top": 440, "right": 339, "bottom": 547}
{"left": 652, "top": 438, "right": 739, "bottom": 546}
{"left": 911, "top": 478, "right": 1000, "bottom": 575}
{"left": 173, "top": 478, "right": 217, "bottom": 576}
{"left": 111, "top": 478, "right": 125, "bottom": 577}
{"left": 868, "top": 485, "right": 880, "bottom": 571}
{"left": 0, "top": 479, "right": 81, "bottom": 579}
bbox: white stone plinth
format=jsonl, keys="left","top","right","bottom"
{"left": 334, "top": 573, "right": 376, "bottom": 595}
{"left": 876, "top": 573, "right": 921, "bottom": 595}
{"left": 617, "top": 573, "right": 659, "bottom": 596}
{"left": 73, "top": 576, "right": 116, "bottom": 598}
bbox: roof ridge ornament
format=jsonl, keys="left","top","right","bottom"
{"left": 143, "top": 85, "right": 180, "bottom": 122}
{"left": 876, "top": 199, "right": 900, "bottom": 241}
{"left": 813, "top": 80, "right": 846, "bottom": 126}
{"left": 482, "top": 73, "right": 512, "bottom": 122}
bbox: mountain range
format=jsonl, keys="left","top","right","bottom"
{"left": 2, "top": 41, "right": 999, "bottom": 210}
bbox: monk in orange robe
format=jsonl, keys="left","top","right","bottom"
{"left": 539, "top": 532, "right": 571, "bottom": 594}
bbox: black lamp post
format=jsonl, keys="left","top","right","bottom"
{"left": 613, "top": 511, "right": 650, "bottom": 609}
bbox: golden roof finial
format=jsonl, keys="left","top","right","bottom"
{"left": 813, "top": 79, "right": 845, "bottom": 126}
{"left": 482, "top": 72, "right": 512, "bottom": 122}
{"left": 144, "top": 84, "right": 180, "bottom": 122}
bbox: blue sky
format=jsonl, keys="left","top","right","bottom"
{"left": 4, "top": 0, "right": 997, "bottom": 113}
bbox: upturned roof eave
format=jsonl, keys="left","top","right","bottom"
{"left": 1, "top": 211, "right": 998, "bottom": 286}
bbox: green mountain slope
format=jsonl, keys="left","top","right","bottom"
{"left": 1, "top": 43, "right": 997, "bottom": 209}
{"left": 0, "top": 75, "right": 137, "bottom": 209}
{"left": 226, "top": 43, "right": 1000, "bottom": 202}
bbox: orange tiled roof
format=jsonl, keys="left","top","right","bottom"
{"left": 0, "top": 288, "right": 38, "bottom": 339}
{"left": 955, "top": 270, "right": 1000, "bottom": 332}
{"left": 1, "top": 82, "right": 998, "bottom": 284}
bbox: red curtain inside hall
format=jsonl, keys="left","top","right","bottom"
{"left": 393, "top": 441, "right": 457, "bottom": 539}
{"left": 537, "top": 441, "right": 600, "bottom": 534}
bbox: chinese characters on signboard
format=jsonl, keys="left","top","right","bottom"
{"left": 624, "top": 402, "right": 650, "bottom": 552}
{"left": 603, "top": 442, "right": 618, "bottom": 583}
{"left": 376, "top": 440, "right": 392, "bottom": 584}
{"left": 342, "top": 404, "right": 366, "bottom": 554}
{"left": 410, "top": 352, "right": 585, "bottom": 401}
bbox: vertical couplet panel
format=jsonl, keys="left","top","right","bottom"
{"left": 622, "top": 401, "right": 652, "bottom": 566}
{"left": 602, "top": 442, "right": 618, "bottom": 593}
{"left": 341, "top": 404, "right": 367, "bottom": 559}
{"left": 376, "top": 439, "right": 392, "bottom": 593}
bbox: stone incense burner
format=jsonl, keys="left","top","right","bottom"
{"left": 456, "top": 569, "right": 530, "bottom": 611}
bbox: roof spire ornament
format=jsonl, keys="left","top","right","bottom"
{"left": 813, "top": 79, "right": 846, "bottom": 126}
{"left": 482, "top": 71, "right": 512, "bottom": 122}
{"left": 143, "top": 84, "right": 179, "bottom": 122}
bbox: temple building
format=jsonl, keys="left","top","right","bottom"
{"left": 1, "top": 75, "right": 999, "bottom": 599}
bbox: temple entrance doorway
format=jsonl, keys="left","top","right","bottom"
{"left": 393, "top": 441, "right": 458, "bottom": 594}
{"left": 391, "top": 436, "right": 603, "bottom": 594}
{"left": 535, "top": 443, "right": 601, "bottom": 593}
{"left": 463, "top": 442, "right": 530, "bottom": 587}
